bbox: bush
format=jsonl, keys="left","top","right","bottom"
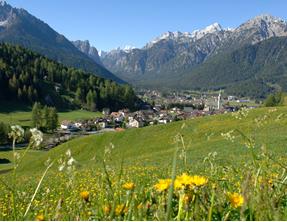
{"left": 265, "top": 92, "right": 284, "bottom": 107}
{"left": 0, "top": 122, "right": 9, "bottom": 145}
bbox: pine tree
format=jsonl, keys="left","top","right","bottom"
{"left": 0, "top": 122, "right": 8, "bottom": 144}
{"left": 76, "top": 87, "right": 84, "bottom": 103}
{"left": 42, "top": 106, "right": 49, "bottom": 130}
{"left": 17, "top": 88, "right": 23, "bottom": 100}
{"left": 86, "top": 90, "right": 96, "bottom": 111}
{"left": 49, "top": 107, "right": 58, "bottom": 132}
{"left": 32, "top": 102, "right": 42, "bottom": 128}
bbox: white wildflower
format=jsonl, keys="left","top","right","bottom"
{"left": 232, "top": 107, "right": 249, "bottom": 120}
{"left": 9, "top": 125, "right": 24, "bottom": 142}
{"left": 67, "top": 157, "right": 75, "bottom": 166}
{"left": 268, "top": 108, "right": 277, "bottom": 113}
{"left": 58, "top": 163, "right": 65, "bottom": 172}
{"left": 29, "top": 128, "right": 43, "bottom": 148}
{"left": 244, "top": 138, "right": 255, "bottom": 149}
{"left": 221, "top": 130, "right": 236, "bottom": 142}
{"left": 65, "top": 149, "right": 71, "bottom": 157}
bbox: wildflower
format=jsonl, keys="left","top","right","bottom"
{"left": 232, "top": 107, "right": 249, "bottom": 120}
{"left": 67, "top": 157, "right": 76, "bottom": 166}
{"left": 103, "top": 205, "right": 111, "bottom": 215}
{"left": 80, "top": 191, "right": 89, "bottom": 202}
{"left": 115, "top": 204, "right": 127, "bottom": 216}
{"left": 65, "top": 149, "right": 71, "bottom": 157}
{"left": 8, "top": 125, "right": 24, "bottom": 142}
{"left": 154, "top": 179, "right": 171, "bottom": 192}
{"left": 228, "top": 192, "right": 244, "bottom": 208}
{"left": 268, "top": 179, "right": 273, "bottom": 186}
{"left": 35, "top": 214, "right": 44, "bottom": 221}
{"left": 174, "top": 173, "right": 208, "bottom": 190}
{"left": 29, "top": 128, "right": 43, "bottom": 148}
{"left": 190, "top": 175, "right": 208, "bottom": 186}
{"left": 122, "top": 182, "right": 135, "bottom": 190}
{"left": 58, "top": 163, "right": 65, "bottom": 172}
{"left": 221, "top": 130, "right": 236, "bottom": 142}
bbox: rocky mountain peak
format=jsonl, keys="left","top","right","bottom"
{"left": 72, "top": 40, "right": 103, "bottom": 65}
{"left": 232, "top": 14, "right": 287, "bottom": 44}
{"left": 191, "top": 22, "right": 223, "bottom": 40}
{"left": 0, "top": 0, "right": 7, "bottom": 7}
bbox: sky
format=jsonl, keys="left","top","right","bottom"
{"left": 7, "top": 0, "right": 287, "bottom": 51}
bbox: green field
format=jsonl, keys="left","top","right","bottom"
{"left": 0, "top": 108, "right": 102, "bottom": 127}
{"left": 0, "top": 106, "right": 287, "bottom": 220}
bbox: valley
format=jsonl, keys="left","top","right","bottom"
{"left": 0, "top": 0, "right": 286, "bottom": 221}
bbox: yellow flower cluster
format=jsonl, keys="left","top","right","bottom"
{"left": 115, "top": 204, "right": 128, "bottom": 216}
{"left": 154, "top": 179, "right": 172, "bottom": 192}
{"left": 175, "top": 173, "right": 208, "bottom": 190}
{"left": 154, "top": 173, "right": 208, "bottom": 192}
{"left": 35, "top": 214, "right": 44, "bottom": 221}
{"left": 228, "top": 192, "right": 244, "bottom": 208}
{"left": 80, "top": 191, "right": 89, "bottom": 201}
{"left": 122, "top": 182, "right": 135, "bottom": 190}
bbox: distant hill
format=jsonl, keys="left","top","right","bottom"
{"left": 0, "top": 43, "right": 138, "bottom": 111}
{"left": 177, "top": 36, "right": 287, "bottom": 98}
{"left": 0, "top": 1, "right": 123, "bottom": 83}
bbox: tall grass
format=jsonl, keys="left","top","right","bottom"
{"left": 0, "top": 107, "right": 286, "bottom": 220}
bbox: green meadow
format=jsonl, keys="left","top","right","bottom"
{"left": 0, "top": 102, "right": 102, "bottom": 127}
{"left": 0, "top": 106, "right": 286, "bottom": 220}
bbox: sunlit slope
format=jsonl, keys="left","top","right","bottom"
{"left": 2, "top": 106, "right": 287, "bottom": 174}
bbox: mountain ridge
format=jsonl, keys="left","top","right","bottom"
{"left": 0, "top": 1, "right": 124, "bottom": 83}
{"left": 96, "top": 14, "right": 287, "bottom": 97}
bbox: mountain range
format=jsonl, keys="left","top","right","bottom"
{"left": 0, "top": 0, "right": 286, "bottom": 98}
{"left": 88, "top": 14, "right": 287, "bottom": 98}
{"left": 0, "top": 0, "right": 123, "bottom": 83}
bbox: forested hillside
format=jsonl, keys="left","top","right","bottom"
{"left": 0, "top": 43, "right": 138, "bottom": 111}
{"left": 0, "top": 1, "right": 123, "bottom": 82}
{"left": 178, "top": 37, "right": 287, "bottom": 98}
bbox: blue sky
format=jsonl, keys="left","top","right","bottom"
{"left": 7, "top": 0, "right": 287, "bottom": 51}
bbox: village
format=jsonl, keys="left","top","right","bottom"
{"left": 58, "top": 90, "right": 259, "bottom": 134}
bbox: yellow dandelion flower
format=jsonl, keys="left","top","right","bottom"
{"left": 35, "top": 214, "right": 44, "bottom": 221}
{"left": 174, "top": 173, "right": 193, "bottom": 190}
{"left": 115, "top": 204, "right": 126, "bottom": 216}
{"left": 268, "top": 179, "right": 273, "bottom": 186}
{"left": 190, "top": 175, "right": 208, "bottom": 186}
{"left": 174, "top": 173, "right": 207, "bottom": 189}
{"left": 103, "top": 205, "right": 111, "bottom": 215}
{"left": 80, "top": 191, "right": 89, "bottom": 201}
{"left": 122, "top": 182, "right": 135, "bottom": 190}
{"left": 154, "top": 179, "right": 171, "bottom": 192}
{"left": 228, "top": 192, "right": 244, "bottom": 208}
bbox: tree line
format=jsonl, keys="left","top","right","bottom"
{"left": 265, "top": 92, "right": 285, "bottom": 107}
{"left": 32, "top": 102, "right": 58, "bottom": 132}
{"left": 0, "top": 43, "right": 138, "bottom": 111}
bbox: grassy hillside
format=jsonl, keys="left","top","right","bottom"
{"left": 1, "top": 106, "right": 286, "bottom": 173}
{"left": 1, "top": 106, "right": 286, "bottom": 220}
